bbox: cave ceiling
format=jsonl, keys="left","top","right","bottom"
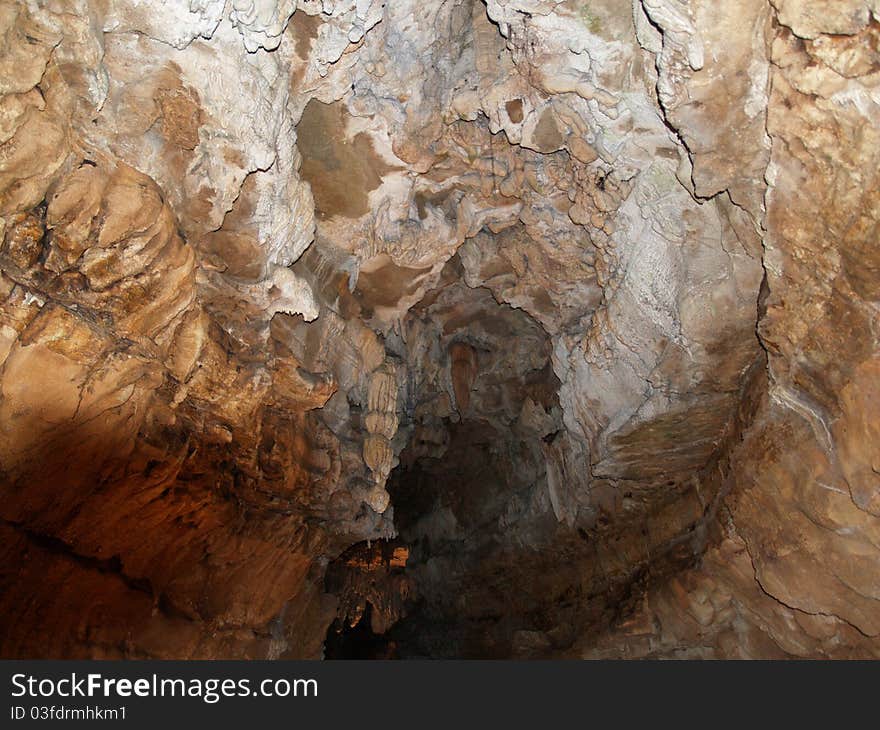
{"left": 0, "top": 0, "right": 878, "bottom": 659}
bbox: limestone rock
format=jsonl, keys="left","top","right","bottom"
{"left": 0, "top": 0, "right": 877, "bottom": 659}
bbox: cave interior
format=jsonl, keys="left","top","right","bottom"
{"left": 0, "top": 0, "right": 878, "bottom": 660}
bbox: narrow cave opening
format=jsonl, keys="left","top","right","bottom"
{"left": 324, "top": 254, "right": 570, "bottom": 658}
{"left": 318, "top": 242, "right": 736, "bottom": 658}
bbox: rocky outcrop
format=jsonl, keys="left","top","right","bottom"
{"left": 576, "top": 0, "right": 880, "bottom": 659}
{"left": 0, "top": 0, "right": 877, "bottom": 658}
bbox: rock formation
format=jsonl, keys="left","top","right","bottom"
{"left": 0, "top": 0, "right": 877, "bottom": 658}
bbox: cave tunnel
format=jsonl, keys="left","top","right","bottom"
{"left": 0, "top": 0, "right": 878, "bottom": 662}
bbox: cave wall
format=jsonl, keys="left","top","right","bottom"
{"left": 0, "top": 0, "right": 877, "bottom": 658}
{"left": 579, "top": 2, "right": 880, "bottom": 658}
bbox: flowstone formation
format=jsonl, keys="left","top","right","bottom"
{"left": 0, "top": 0, "right": 877, "bottom": 658}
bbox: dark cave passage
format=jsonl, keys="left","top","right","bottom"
{"left": 320, "top": 254, "right": 730, "bottom": 657}
{"left": 324, "top": 603, "right": 400, "bottom": 660}
{"left": 323, "top": 256, "right": 577, "bottom": 657}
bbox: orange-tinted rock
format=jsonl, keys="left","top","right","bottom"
{"left": 0, "top": 0, "right": 877, "bottom": 661}
{"left": 449, "top": 341, "right": 478, "bottom": 414}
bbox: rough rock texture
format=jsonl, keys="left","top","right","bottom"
{"left": 0, "top": 0, "right": 877, "bottom": 658}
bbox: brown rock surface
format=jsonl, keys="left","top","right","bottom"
{"left": 0, "top": 0, "right": 877, "bottom": 659}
